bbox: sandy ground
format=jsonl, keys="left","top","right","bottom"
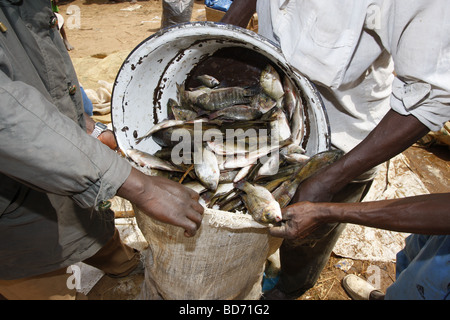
{"left": 55, "top": 0, "right": 450, "bottom": 301}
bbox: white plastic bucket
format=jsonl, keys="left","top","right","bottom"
{"left": 111, "top": 22, "right": 330, "bottom": 157}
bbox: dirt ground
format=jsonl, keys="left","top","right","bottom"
{"left": 55, "top": 0, "right": 450, "bottom": 301}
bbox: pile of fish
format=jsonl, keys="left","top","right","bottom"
{"left": 127, "top": 64, "right": 343, "bottom": 224}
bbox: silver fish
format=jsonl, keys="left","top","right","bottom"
{"left": 222, "top": 139, "right": 290, "bottom": 169}
{"left": 234, "top": 180, "right": 282, "bottom": 224}
{"left": 280, "top": 143, "right": 309, "bottom": 164}
{"left": 218, "top": 169, "right": 239, "bottom": 183}
{"left": 233, "top": 164, "right": 254, "bottom": 183}
{"left": 177, "top": 83, "right": 210, "bottom": 110}
{"left": 282, "top": 152, "right": 310, "bottom": 164}
{"left": 210, "top": 182, "right": 235, "bottom": 202}
{"left": 256, "top": 153, "right": 280, "bottom": 178}
{"left": 209, "top": 105, "right": 262, "bottom": 121}
{"left": 197, "top": 74, "right": 220, "bottom": 88}
{"left": 135, "top": 119, "right": 185, "bottom": 144}
{"left": 270, "top": 108, "right": 291, "bottom": 142}
{"left": 273, "top": 149, "right": 344, "bottom": 208}
{"left": 171, "top": 105, "right": 198, "bottom": 121}
{"left": 183, "top": 181, "right": 208, "bottom": 195}
{"left": 282, "top": 77, "right": 297, "bottom": 120}
{"left": 260, "top": 64, "right": 284, "bottom": 101}
{"left": 194, "top": 146, "right": 220, "bottom": 191}
{"left": 289, "top": 99, "right": 304, "bottom": 146}
{"left": 206, "top": 139, "right": 256, "bottom": 156}
{"left": 195, "top": 87, "right": 253, "bottom": 111}
{"left": 251, "top": 92, "right": 277, "bottom": 114}
{"left": 127, "top": 149, "right": 182, "bottom": 172}
{"left": 281, "top": 143, "right": 306, "bottom": 155}
{"left": 222, "top": 143, "right": 279, "bottom": 169}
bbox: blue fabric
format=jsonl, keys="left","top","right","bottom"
{"left": 80, "top": 86, "right": 93, "bottom": 116}
{"left": 262, "top": 273, "right": 279, "bottom": 292}
{"left": 205, "top": 0, "right": 232, "bottom": 12}
{"left": 385, "top": 234, "right": 450, "bottom": 300}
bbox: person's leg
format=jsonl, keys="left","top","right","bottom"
{"left": 83, "top": 228, "right": 141, "bottom": 277}
{"left": 385, "top": 235, "right": 450, "bottom": 300}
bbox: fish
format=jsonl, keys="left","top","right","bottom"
{"left": 150, "top": 120, "right": 219, "bottom": 147}
{"left": 177, "top": 83, "right": 209, "bottom": 111}
{"left": 289, "top": 99, "right": 304, "bottom": 146}
{"left": 153, "top": 147, "right": 173, "bottom": 160}
{"left": 257, "top": 153, "right": 280, "bottom": 178}
{"left": 209, "top": 105, "right": 262, "bottom": 121}
{"left": 273, "top": 149, "right": 344, "bottom": 208}
{"left": 280, "top": 143, "right": 309, "bottom": 164}
{"left": 234, "top": 180, "right": 282, "bottom": 224}
{"left": 218, "top": 169, "right": 239, "bottom": 183}
{"left": 259, "top": 174, "right": 291, "bottom": 192}
{"left": 195, "top": 87, "right": 254, "bottom": 111}
{"left": 197, "top": 74, "right": 220, "bottom": 88}
{"left": 270, "top": 108, "right": 291, "bottom": 141}
{"left": 135, "top": 119, "right": 185, "bottom": 144}
{"left": 260, "top": 64, "right": 284, "bottom": 101}
{"left": 218, "top": 196, "right": 243, "bottom": 212}
{"left": 194, "top": 146, "right": 220, "bottom": 191}
{"left": 282, "top": 152, "right": 310, "bottom": 164}
{"left": 183, "top": 180, "right": 208, "bottom": 194}
{"left": 281, "top": 143, "right": 306, "bottom": 155}
{"left": 208, "top": 183, "right": 235, "bottom": 205}
{"left": 127, "top": 149, "right": 183, "bottom": 172}
{"left": 233, "top": 164, "right": 254, "bottom": 183}
{"left": 282, "top": 77, "right": 298, "bottom": 120}
{"left": 206, "top": 140, "right": 249, "bottom": 156}
{"left": 250, "top": 92, "right": 277, "bottom": 114}
{"left": 254, "top": 162, "right": 305, "bottom": 183}
{"left": 222, "top": 140, "right": 289, "bottom": 170}
{"left": 129, "top": 62, "right": 329, "bottom": 224}
{"left": 151, "top": 126, "right": 193, "bottom": 148}
{"left": 171, "top": 105, "right": 198, "bottom": 121}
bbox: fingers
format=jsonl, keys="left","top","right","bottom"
{"left": 268, "top": 223, "right": 288, "bottom": 238}
{"left": 182, "top": 197, "right": 205, "bottom": 238}
{"left": 268, "top": 207, "right": 295, "bottom": 239}
{"left": 182, "top": 209, "right": 203, "bottom": 237}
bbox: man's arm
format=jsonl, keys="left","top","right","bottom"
{"left": 220, "top": 0, "right": 257, "bottom": 28}
{"left": 292, "top": 110, "right": 430, "bottom": 203}
{"left": 0, "top": 76, "right": 204, "bottom": 237}
{"left": 84, "top": 113, "right": 118, "bottom": 151}
{"left": 270, "top": 193, "right": 450, "bottom": 240}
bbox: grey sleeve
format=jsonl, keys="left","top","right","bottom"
{"left": 0, "top": 73, "right": 131, "bottom": 209}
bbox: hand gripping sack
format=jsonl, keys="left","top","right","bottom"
{"left": 135, "top": 206, "right": 282, "bottom": 300}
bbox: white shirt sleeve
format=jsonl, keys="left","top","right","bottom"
{"left": 386, "top": 1, "right": 450, "bottom": 131}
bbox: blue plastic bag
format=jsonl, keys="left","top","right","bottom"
{"left": 205, "top": 0, "right": 233, "bottom": 12}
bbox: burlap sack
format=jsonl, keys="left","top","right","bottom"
{"left": 134, "top": 206, "right": 282, "bottom": 300}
